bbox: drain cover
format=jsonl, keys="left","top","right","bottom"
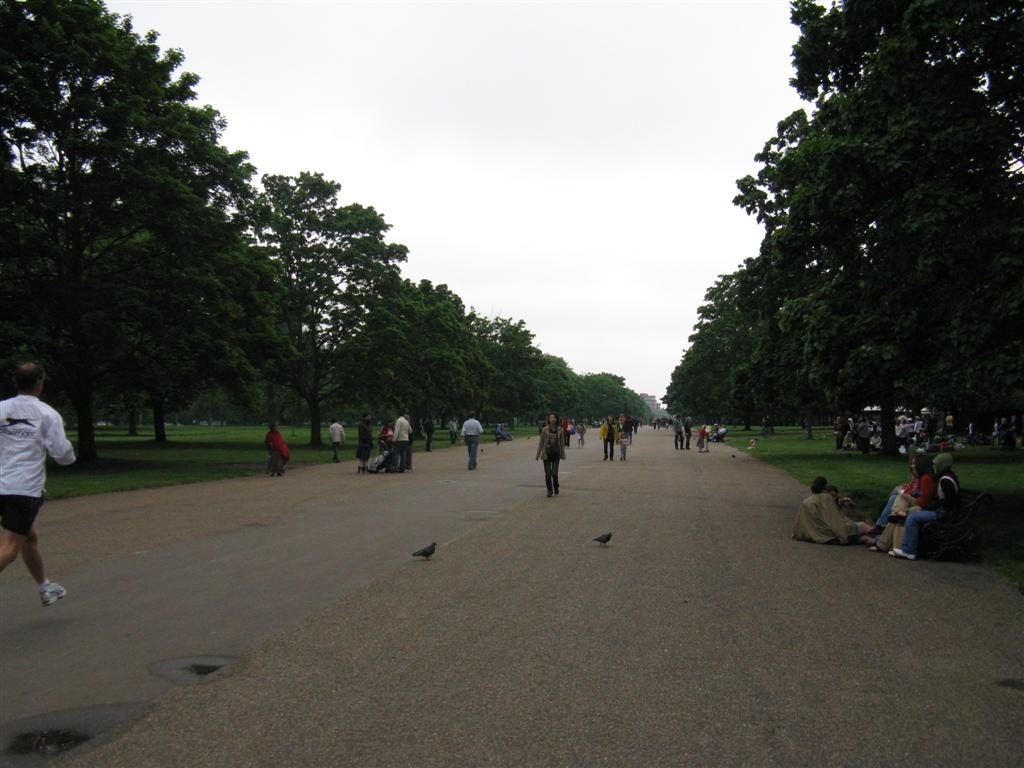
{"left": 185, "top": 663, "right": 222, "bottom": 676}
{"left": 149, "top": 656, "right": 235, "bottom": 685}
{"left": 7, "top": 729, "right": 90, "bottom": 757}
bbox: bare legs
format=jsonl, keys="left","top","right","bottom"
{"left": 0, "top": 526, "right": 46, "bottom": 584}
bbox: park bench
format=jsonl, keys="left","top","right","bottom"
{"left": 917, "top": 489, "right": 993, "bottom": 561}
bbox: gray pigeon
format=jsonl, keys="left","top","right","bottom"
{"left": 593, "top": 532, "right": 612, "bottom": 547}
{"left": 412, "top": 542, "right": 436, "bottom": 560}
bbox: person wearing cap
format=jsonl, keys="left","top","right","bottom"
{"left": 891, "top": 453, "right": 959, "bottom": 561}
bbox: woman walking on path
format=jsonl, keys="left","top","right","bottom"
{"left": 576, "top": 421, "right": 586, "bottom": 448}
{"left": 536, "top": 413, "right": 566, "bottom": 497}
{"left": 264, "top": 424, "right": 290, "bottom": 476}
{"left": 355, "top": 414, "right": 373, "bottom": 474}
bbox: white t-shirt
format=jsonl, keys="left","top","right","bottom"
{"left": 393, "top": 416, "right": 412, "bottom": 442}
{"left": 461, "top": 418, "right": 483, "bottom": 437}
{"left": 0, "top": 394, "right": 76, "bottom": 497}
{"left": 329, "top": 422, "right": 345, "bottom": 443}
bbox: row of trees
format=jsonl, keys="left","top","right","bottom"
{"left": 1, "top": 0, "right": 648, "bottom": 461}
{"left": 665, "top": 0, "right": 1023, "bottom": 450}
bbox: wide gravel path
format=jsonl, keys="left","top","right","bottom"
{"left": 2, "top": 429, "right": 1021, "bottom": 767}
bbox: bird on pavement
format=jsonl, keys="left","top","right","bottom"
{"left": 593, "top": 532, "right": 612, "bottom": 547}
{"left": 412, "top": 542, "right": 436, "bottom": 560}
{"left": 732, "top": 454, "right": 736, "bottom": 458}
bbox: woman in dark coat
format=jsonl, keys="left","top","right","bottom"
{"left": 356, "top": 414, "right": 373, "bottom": 474}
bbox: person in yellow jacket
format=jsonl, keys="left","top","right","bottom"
{"left": 599, "top": 415, "right": 620, "bottom": 461}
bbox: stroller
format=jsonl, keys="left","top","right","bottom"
{"left": 367, "top": 441, "right": 395, "bottom": 473}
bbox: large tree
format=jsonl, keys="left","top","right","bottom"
{"left": 729, "top": 0, "right": 1024, "bottom": 450}
{"left": 357, "top": 276, "right": 488, "bottom": 427}
{"left": 0, "top": 0, "right": 257, "bottom": 460}
{"left": 470, "top": 316, "right": 545, "bottom": 422}
{"left": 249, "top": 171, "right": 407, "bottom": 444}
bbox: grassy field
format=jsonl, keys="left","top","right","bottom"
{"left": 43, "top": 423, "right": 542, "bottom": 499}
{"left": 742, "top": 426, "right": 1024, "bottom": 590}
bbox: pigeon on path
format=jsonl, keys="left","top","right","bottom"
{"left": 593, "top": 532, "right": 612, "bottom": 547}
{"left": 412, "top": 542, "right": 436, "bottom": 560}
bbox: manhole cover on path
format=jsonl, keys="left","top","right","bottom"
{"left": 6, "top": 729, "right": 90, "bottom": 757}
{"left": 0, "top": 703, "right": 141, "bottom": 767}
{"left": 149, "top": 656, "right": 235, "bottom": 685}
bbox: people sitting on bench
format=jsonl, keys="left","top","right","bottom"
{"left": 891, "top": 453, "right": 959, "bottom": 561}
{"left": 864, "top": 455, "right": 936, "bottom": 551}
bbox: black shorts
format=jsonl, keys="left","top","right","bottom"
{"left": 0, "top": 495, "right": 44, "bottom": 537}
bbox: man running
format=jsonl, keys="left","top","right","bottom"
{"left": 0, "top": 363, "right": 76, "bottom": 607}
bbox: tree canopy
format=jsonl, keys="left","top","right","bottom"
{"left": 1, "top": 0, "right": 649, "bottom": 451}
{"left": 667, "top": 0, "right": 1024, "bottom": 445}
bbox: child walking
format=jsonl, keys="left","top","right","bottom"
{"left": 618, "top": 429, "right": 630, "bottom": 461}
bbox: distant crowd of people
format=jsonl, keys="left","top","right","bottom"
{"left": 834, "top": 411, "right": 1021, "bottom": 454}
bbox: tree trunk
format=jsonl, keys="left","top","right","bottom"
{"left": 152, "top": 396, "right": 167, "bottom": 442}
{"left": 880, "top": 396, "right": 898, "bottom": 455}
{"left": 307, "top": 397, "right": 322, "bottom": 445}
{"left": 265, "top": 381, "right": 278, "bottom": 426}
{"left": 72, "top": 388, "right": 98, "bottom": 463}
{"left": 127, "top": 408, "right": 138, "bottom": 437}
{"left": 803, "top": 412, "right": 814, "bottom": 440}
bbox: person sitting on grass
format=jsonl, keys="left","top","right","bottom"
{"left": 891, "top": 453, "right": 959, "bottom": 561}
{"left": 793, "top": 476, "right": 874, "bottom": 545}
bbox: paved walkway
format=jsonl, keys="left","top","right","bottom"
{"left": 2, "top": 430, "right": 1022, "bottom": 766}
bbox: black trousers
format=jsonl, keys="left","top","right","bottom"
{"left": 684, "top": 431, "right": 691, "bottom": 449}
{"left": 604, "top": 438, "right": 615, "bottom": 459}
{"left": 674, "top": 431, "right": 683, "bottom": 449}
{"left": 424, "top": 432, "right": 433, "bottom": 451}
{"left": 543, "top": 456, "right": 560, "bottom": 492}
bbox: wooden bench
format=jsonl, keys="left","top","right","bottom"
{"left": 918, "top": 489, "right": 993, "bottom": 561}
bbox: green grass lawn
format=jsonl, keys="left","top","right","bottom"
{"left": 44, "top": 423, "right": 542, "bottom": 499}
{"left": 742, "top": 426, "right": 1024, "bottom": 590}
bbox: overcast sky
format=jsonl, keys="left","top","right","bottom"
{"left": 108, "top": 0, "right": 807, "bottom": 402}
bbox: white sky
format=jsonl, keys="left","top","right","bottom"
{"left": 108, "top": 0, "right": 807, "bottom": 401}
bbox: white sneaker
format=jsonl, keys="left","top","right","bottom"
{"left": 890, "top": 548, "right": 916, "bottom": 561}
{"left": 40, "top": 582, "right": 67, "bottom": 607}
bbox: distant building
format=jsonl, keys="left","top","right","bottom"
{"left": 639, "top": 393, "right": 663, "bottom": 415}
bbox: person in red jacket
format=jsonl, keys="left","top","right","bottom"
{"left": 265, "top": 424, "right": 290, "bottom": 477}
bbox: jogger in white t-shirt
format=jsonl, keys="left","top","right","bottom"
{"left": 0, "top": 363, "right": 76, "bottom": 607}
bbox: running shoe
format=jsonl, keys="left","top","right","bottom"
{"left": 40, "top": 582, "right": 67, "bottom": 607}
